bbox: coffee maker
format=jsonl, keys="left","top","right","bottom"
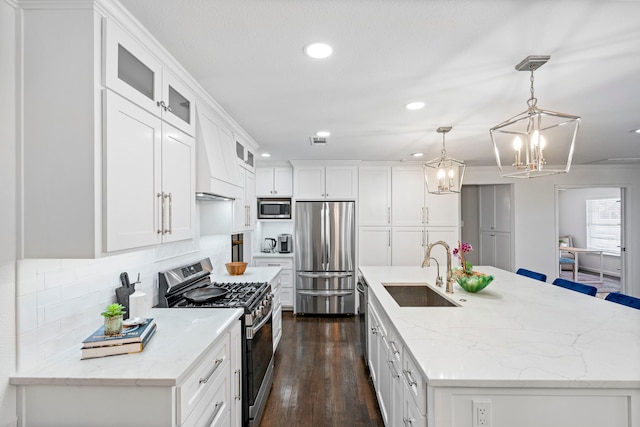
{"left": 277, "top": 234, "right": 292, "bottom": 253}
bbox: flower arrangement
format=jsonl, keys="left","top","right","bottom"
{"left": 453, "top": 241, "right": 474, "bottom": 274}
{"left": 451, "top": 241, "right": 494, "bottom": 292}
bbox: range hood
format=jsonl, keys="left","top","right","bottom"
{"left": 195, "top": 192, "right": 234, "bottom": 201}
{"left": 195, "top": 105, "right": 243, "bottom": 201}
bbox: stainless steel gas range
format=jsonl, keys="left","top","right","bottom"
{"left": 158, "top": 258, "right": 273, "bottom": 427}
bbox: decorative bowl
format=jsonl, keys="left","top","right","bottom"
{"left": 225, "top": 262, "right": 248, "bottom": 276}
{"left": 453, "top": 270, "right": 494, "bottom": 293}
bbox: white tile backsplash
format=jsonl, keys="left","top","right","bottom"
{"left": 15, "top": 233, "right": 232, "bottom": 372}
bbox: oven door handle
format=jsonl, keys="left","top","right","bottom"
{"left": 298, "top": 272, "right": 353, "bottom": 279}
{"left": 247, "top": 309, "right": 272, "bottom": 339}
{"left": 298, "top": 290, "right": 354, "bottom": 297}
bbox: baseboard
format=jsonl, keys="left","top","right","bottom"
{"left": 580, "top": 266, "right": 621, "bottom": 279}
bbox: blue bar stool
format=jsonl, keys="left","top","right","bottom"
{"left": 516, "top": 268, "right": 547, "bottom": 283}
{"left": 604, "top": 292, "right": 640, "bottom": 310}
{"left": 552, "top": 278, "right": 597, "bottom": 296}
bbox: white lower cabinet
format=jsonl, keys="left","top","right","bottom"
{"left": 14, "top": 319, "right": 242, "bottom": 427}
{"left": 369, "top": 295, "right": 427, "bottom": 427}
{"left": 359, "top": 227, "right": 392, "bottom": 266}
{"left": 254, "top": 258, "right": 294, "bottom": 309}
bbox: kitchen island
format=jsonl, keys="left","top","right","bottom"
{"left": 11, "top": 308, "right": 244, "bottom": 427}
{"left": 360, "top": 265, "right": 640, "bottom": 427}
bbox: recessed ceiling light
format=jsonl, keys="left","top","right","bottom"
{"left": 304, "top": 42, "right": 333, "bottom": 59}
{"left": 405, "top": 102, "right": 425, "bottom": 110}
{"left": 261, "top": 153, "right": 271, "bottom": 157}
{"left": 411, "top": 152, "right": 424, "bottom": 157}
{"left": 316, "top": 131, "right": 331, "bottom": 137}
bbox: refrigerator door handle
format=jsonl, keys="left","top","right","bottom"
{"left": 298, "top": 290, "right": 354, "bottom": 297}
{"left": 320, "top": 202, "right": 326, "bottom": 270}
{"left": 324, "top": 201, "right": 330, "bottom": 271}
{"left": 298, "top": 272, "right": 353, "bottom": 279}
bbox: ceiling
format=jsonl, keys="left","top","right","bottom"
{"left": 119, "top": 0, "right": 640, "bottom": 166}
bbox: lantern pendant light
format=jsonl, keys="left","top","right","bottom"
{"left": 490, "top": 55, "right": 580, "bottom": 178}
{"left": 424, "top": 126, "right": 466, "bottom": 194}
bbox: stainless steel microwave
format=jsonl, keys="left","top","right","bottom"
{"left": 257, "top": 198, "right": 292, "bottom": 219}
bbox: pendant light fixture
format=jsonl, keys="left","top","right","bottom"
{"left": 490, "top": 55, "right": 580, "bottom": 178}
{"left": 424, "top": 126, "right": 466, "bottom": 194}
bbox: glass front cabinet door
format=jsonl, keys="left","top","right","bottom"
{"left": 104, "top": 19, "right": 195, "bottom": 136}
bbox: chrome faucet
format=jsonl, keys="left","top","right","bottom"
{"left": 423, "top": 240, "right": 454, "bottom": 293}
{"left": 425, "top": 257, "right": 443, "bottom": 287}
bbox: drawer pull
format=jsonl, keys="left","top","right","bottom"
{"left": 403, "top": 417, "right": 415, "bottom": 426}
{"left": 390, "top": 340, "right": 400, "bottom": 355}
{"left": 199, "top": 357, "right": 224, "bottom": 384}
{"left": 403, "top": 368, "right": 418, "bottom": 387}
{"left": 387, "top": 360, "right": 400, "bottom": 379}
{"left": 206, "top": 401, "right": 224, "bottom": 427}
{"left": 370, "top": 327, "right": 378, "bottom": 335}
{"left": 234, "top": 369, "right": 241, "bottom": 400}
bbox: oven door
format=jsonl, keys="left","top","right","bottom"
{"left": 245, "top": 309, "right": 274, "bottom": 421}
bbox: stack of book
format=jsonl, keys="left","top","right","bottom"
{"left": 81, "top": 318, "right": 157, "bottom": 360}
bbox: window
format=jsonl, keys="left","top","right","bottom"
{"left": 586, "top": 198, "right": 621, "bottom": 255}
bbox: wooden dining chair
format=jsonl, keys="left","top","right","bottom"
{"left": 552, "top": 278, "right": 597, "bottom": 296}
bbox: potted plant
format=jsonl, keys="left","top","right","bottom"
{"left": 101, "top": 303, "right": 126, "bottom": 335}
{"left": 451, "top": 241, "right": 494, "bottom": 293}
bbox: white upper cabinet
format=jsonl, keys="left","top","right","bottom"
{"left": 392, "top": 165, "right": 459, "bottom": 227}
{"left": 294, "top": 164, "right": 358, "bottom": 200}
{"left": 105, "top": 19, "right": 195, "bottom": 136}
{"left": 255, "top": 167, "right": 293, "bottom": 197}
{"left": 233, "top": 168, "right": 256, "bottom": 233}
{"left": 235, "top": 137, "right": 256, "bottom": 172}
{"left": 105, "top": 91, "right": 195, "bottom": 251}
{"left": 391, "top": 166, "right": 425, "bottom": 226}
{"left": 359, "top": 166, "right": 392, "bottom": 226}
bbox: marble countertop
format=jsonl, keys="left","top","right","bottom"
{"left": 10, "top": 308, "right": 244, "bottom": 387}
{"left": 360, "top": 266, "right": 640, "bottom": 389}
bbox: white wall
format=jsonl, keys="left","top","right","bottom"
{"left": 464, "top": 165, "right": 640, "bottom": 296}
{"left": 0, "top": 0, "right": 17, "bottom": 425}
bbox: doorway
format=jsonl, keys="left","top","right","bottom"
{"left": 461, "top": 184, "right": 514, "bottom": 271}
{"left": 556, "top": 186, "right": 625, "bottom": 294}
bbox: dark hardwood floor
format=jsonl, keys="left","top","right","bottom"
{"left": 260, "top": 312, "right": 384, "bottom": 427}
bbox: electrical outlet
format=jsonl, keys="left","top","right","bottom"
{"left": 472, "top": 400, "right": 491, "bottom": 427}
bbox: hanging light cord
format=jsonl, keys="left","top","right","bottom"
{"left": 527, "top": 65, "right": 538, "bottom": 109}
{"left": 441, "top": 132, "right": 447, "bottom": 157}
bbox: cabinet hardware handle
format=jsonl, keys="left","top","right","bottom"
{"left": 425, "top": 207, "right": 429, "bottom": 224}
{"left": 166, "top": 104, "right": 172, "bottom": 113}
{"left": 165, "top": 193, "right": 172, "bottom": 234}
{"left": 371, "top": 327, "right": 378, "bottom": 335}
{"left": 388, "top": 206, "right": 391, "bottom": 224}
{"left": 388, "top": 360, "right": 400, "bottom": 379}
{"left": 388, "top": 230, "right": 391, "bottom": 247}
{"left": 234, "top": 369, "right": 241, "bottom": 400}
{"left": 157, "top": 100, "right": 169, "bottom": 111}
{"left": 390, "top": 340, "right": 400, "bottom": 355}
{"left": 403, "top": 368, "right": 418, "bottom": 387}
{"left": 403, "top": 417, "right": 415, "bottom": 426}
{"left": 157, "top": 192, "right": 165, "bottom": 234}
{"left": 199, "top": 357, "right": 224, "bottom": 384}
{"left": 206, "top": 401, "right": 224, "bottom": 427}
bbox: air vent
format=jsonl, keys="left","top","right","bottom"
{"left": 309, "top": 136, "right": 327, "bottom": 146}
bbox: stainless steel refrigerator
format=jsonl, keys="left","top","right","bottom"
{"left": 295, "top": 201, "right": 356, "bottom": 314}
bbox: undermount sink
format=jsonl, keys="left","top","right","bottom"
{"left": 383, "top": 283, "right": 458, "bottom": 307}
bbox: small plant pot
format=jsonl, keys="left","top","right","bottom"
{"left": 104, "top": 315, "right": 123, "bottom": 335}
